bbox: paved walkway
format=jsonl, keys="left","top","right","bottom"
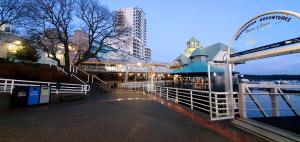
{"left": 0, "top": 90, "right": 266, "bottom": 142}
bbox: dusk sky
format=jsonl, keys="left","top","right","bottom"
{"left": 100, "top": 0, "right": 300, "bottom": 74}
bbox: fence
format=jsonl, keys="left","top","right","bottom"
{"left": 119, "top": 81, "right": 237, "bottom": 121}
{"left": 118, "top": 81, "right": 174, "bottom": 92}
{"left": 154, "top": 86, "right": 237, "bottom": 121}
{"left": 239, "top": 83, "right": 300, "bottom": 118}
{"left": 0, "top": 78, "right": 90, "bottom": 95}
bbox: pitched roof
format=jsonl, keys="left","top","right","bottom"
{"left": 170, "top": 61, "right": 223, "bottom": 74}
{"left": 190, "top": 48, "right": 207, "bottom": 58}
{"left": 174, "top": 54, "right": 182, "bottom": 61}
{"left": 205, "top": 43, "right": 228, "bottom": 61}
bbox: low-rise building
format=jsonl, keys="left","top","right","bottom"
{"left": 171, "top": 37, "right": 228, "bottom": 69}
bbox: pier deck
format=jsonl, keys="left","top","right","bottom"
{"left": 252, "top": 116, "right": 300, "bottom": 135}
{"left": 0, "top": 90, "right": 265, "bottom": 142}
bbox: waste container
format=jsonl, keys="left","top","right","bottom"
{"left": 10, "top": 86, "right": 28, "bottom": 108}
{"left": 39, "top": 86, "right": 50, "bottom": 104}
{"left": 28, "top": 86, "right": 41, "bottom": 106}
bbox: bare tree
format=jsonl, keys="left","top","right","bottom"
{"left": 74, "top": 0, "right": 131, "bottom": 66}
{"left": 0, "top": 0, "right": 26, "bottom": 27}
{"left": 26, "top": 0, "right": 74, "bottom": 71}
{"left": 26, "top": 29, "right": 62, "bottom": 66}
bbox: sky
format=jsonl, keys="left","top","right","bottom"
{"left": 99, "top": 0, "right": 300, "bottom": 74}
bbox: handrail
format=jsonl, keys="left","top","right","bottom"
{"left": 71, "top": 74, "right": 87, "bottom": 85}
{"left": 72, "top": 65, "right": 90, "bottom": 82}
{"left": 0, "top": 78, "right": 90, "bottom": 95}
{"left": 75, "top": 66, "right": 89, "bottom": 76}
{"left": 0, "top": 78, "right": 85, "bottom": 86}
{"left": 54, "top": 65, "right": 68, "bottom": 75}
{"left": 239, "top": 83, "right": 300, "bottom": 118}
{"left": 92, "top": 75, "right": 108, "bottom": 85}
{"left": 118, "top": 83, "right": 238, "bottom": 121}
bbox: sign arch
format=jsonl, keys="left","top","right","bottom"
{"left": 227, "top": 10, "right": 300, "bottom": 63}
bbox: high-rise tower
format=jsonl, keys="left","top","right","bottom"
{"left": 116, "top": 7, "right": 150, "bottom": 61}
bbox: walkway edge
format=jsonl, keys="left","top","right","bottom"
{"left": 232, "top": 118, "right": 300, "bottom": 142}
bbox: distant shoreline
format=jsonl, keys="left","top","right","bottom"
{"left": 243, "top": 74, "right": 300, "bottom": 81}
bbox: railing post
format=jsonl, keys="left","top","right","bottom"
{"left": 143, "top": 82, "right": 145, "bottom": 92}
{"left": 84, "top": 85, "right": 87, "bottom": 95}
{"left": 238, "top": 83, "right": 247, "bottom": 118}
{"left": 190, "top": 90, "right": 193, "bottom": 110}
{"left": 215, "top": 93, "right": 218, "bottom": 118}
{"left": 271, "top": 88, "right": 279, "bottom": 117}
{"left": 166, "top": 87, "right": 169, "bottom": 100}
{"left": 176, "top": 88, "right": 178, "bottom": 103}
{"left": 160, "top": 87, "right": 162, "bottom": 98}
{"left": 4, "top": 80, "right": 7, "bottom": 92}
{"left": 10, "top": 80, "right": 14, "bottom": 94}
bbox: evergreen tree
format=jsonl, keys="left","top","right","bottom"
{"left": 14, "top": 40, "right": 40, "bottom": 62}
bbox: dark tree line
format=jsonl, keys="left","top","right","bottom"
{"left": 244, "top": 74, "right": 300, "bottom": 81}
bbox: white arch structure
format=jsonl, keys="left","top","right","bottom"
{"left": 227, "top": 10, "right": 300, "bottom": 63}
{"left": 210, "top": 11, "right": 300, "bottom": 120}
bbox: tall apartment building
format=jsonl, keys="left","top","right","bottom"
{"left": 144, "top": 47, "right": 151, "bottom": 61}
{"left": 116, "top": 7, "right": 150, "bottom": 61}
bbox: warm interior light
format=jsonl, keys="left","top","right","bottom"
{"left": 14, "top": 40, "right": 21, "bottom": 45}
{"left": 8, "top": 40, "right": 23, "bottom": 53}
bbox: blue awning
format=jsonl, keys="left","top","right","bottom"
{"left": 170, "top": 61, "right": 223, "bottom": 74}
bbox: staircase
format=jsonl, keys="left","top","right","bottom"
{"left": 70, "top": 66, "right": 111, "bottom": 94}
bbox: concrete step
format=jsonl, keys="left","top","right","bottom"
{"left": 232, "top": 118, "right": 300, "bottom": 142}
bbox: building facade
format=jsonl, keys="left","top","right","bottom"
{"left": 144, "top": 47, "right": 151, "bottom": 62}
{"left": 171, "top": 37, "right": 229, "bottom": 68}
{"left": 116, "top": 7, "right": 150, "bottom": 61}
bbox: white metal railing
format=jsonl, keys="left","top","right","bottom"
{"left": 80, "top": 63, "right": 170, "bottom": 73}
{"left": 0, "top": 78, "right": 90, "bottom": 95}
{"left": 71, "top": 74, "right": 87, "bottom": 85}
{"left": 154, "top": 86, "right": 238, "bottom": 121}
{"left": 119, "top": 82, "right": 237, "bottom": 121}
{"left": 91, "top": 75, "right": 108, "bottom": 85}
{"left": 51, "top": 64, "right": 68, "bottom": 75}
{"left": 71, "top": 65, "right": 90, "bottom": 82}
{"left": 239, "top": 83, "right": 300, "bottom": 118}
{"left": 118, "top": 81, "right": 174, "bottom": 90}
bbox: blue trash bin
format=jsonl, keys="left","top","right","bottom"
{"left": 28, "top": 86, "right": 41, "bottom": 106}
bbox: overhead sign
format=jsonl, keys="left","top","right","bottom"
{"left": 228, "top": 11, "right": 300, "bottom": 63}
{"left": 230, "top": 37, "right": 300, "bottom": 57}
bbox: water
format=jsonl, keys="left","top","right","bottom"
{"left": 246, "top": 81, "right": 300, "bottom": 118}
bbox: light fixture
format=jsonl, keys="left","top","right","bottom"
{"left": 213, "top": 72, "right": 217, "bottom": 77}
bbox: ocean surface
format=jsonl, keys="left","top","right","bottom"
{"left": 246, "top": 81, "right": 300, "bottom": 118}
